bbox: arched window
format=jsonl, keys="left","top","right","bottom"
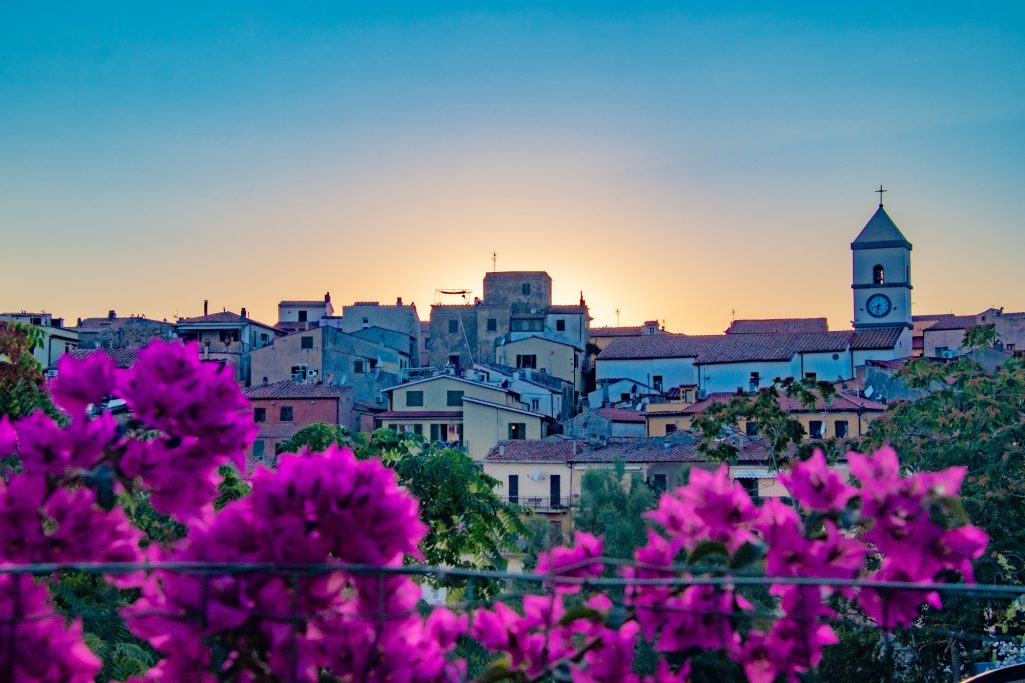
{"left": 872, "top": 264, "right": 884, "bottom": 285}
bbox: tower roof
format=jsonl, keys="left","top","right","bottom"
{"left": 851, "top": 206, "right": 912, "bottom": 251}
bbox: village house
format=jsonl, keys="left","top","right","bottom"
{"left": 563, "top": 406, "right": 647, "bottom": 439}
{"left": 175, "top": 305, "right": 283, "bottom": 384}
{"left": 376, "top": 374, "right": 552, "bottom": 460}
{"left": 920, "top": 308, "right": 1025, "bottom": 358}
{"left": 74, "top": 310, "right": 175, "bottom": 350}
{"left": 275, "top": 293, "right": 334, "bottom": 333}
{"left": 0, "top": 311, "right": 80, "bottom": 368}
{"left": 244, "top": 381, "right": 356, "bottom": 468}
{"left": 321, "top": 299, "right": 423, "bottom": 366}
{"left": 589, "top": 320, "right": 664, "bottom": 352}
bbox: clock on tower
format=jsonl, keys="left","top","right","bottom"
{"left": 851, "top": 192, "right": 913, "bottom": 330}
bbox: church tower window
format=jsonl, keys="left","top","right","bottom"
{"left": 872, "top": 265, "right": 884, "bottom": 285}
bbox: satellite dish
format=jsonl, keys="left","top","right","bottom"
{"left": 864, "top": 386, "right": 875, "bottom": 398}
{"left": 529, "top": 470, "right": 546, "bottom": 481}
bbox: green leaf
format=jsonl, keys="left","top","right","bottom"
{"left": 687, "top": 540, "right": 729, "bottom": 565}
{"left": 728, "top": 541, "right": 764, "bottom": 569}
{"left": 556, "top": 605, "right": 605, "bottom": 627}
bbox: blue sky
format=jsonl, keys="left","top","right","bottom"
{"left": 2, "top": 2, "right": 1023, "bottom": 331}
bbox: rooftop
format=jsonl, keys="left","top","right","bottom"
{"left": 726, "top": 318, "right": 829, "bottom": 335}
{"left": 51, "top": 347, "right": 139, "bottom": 370}
{"left": 485, "top": 433, "right": 774, "bottom": 464}
{"left": 678, "top": 390, "right": 888, "bottom": 416}
{"left": 851, "top": 206, "right": 912, "bottom": 251}
{"left": 244, "top": 381, "right": 351, "bottom": 400}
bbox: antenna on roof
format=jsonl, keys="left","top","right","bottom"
{"left": 615, "top": 308, "right": 621, "bottom": 326}
{"left": 491, "top": 251, "right": 497, "bottom": 272}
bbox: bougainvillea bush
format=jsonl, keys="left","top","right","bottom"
{"left": 0, "top": 341, "right": 987, "bottom": 682}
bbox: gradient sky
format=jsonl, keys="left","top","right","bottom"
{"left": 2, "top": 2, "right": 1023, "bottom": 333}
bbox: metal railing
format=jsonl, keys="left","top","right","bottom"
{"left": 500, "top": 494, "right": 578, "bottom": 512}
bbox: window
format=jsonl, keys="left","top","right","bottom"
{"left": 740, "top": 478, "right": 759, "bottom": 498}
{"left": 804, "top": 372, "right": 817, "bottom": 381}
{"left": 448, "top": 354, "right": 460, "bottom": 368}
{"left": 219, "top": 330, "right": 240, "bottom": 343}
{"left": 521, "top": 283, "right": 531, "bottom": 296}
{"left": 508, "top": 475, "right": 519, "bottom": 504}
{"left": 530, "top": 398, "right": 540, "bottom": 411}
{"left": 30, "top": 317, "right": 42, "bottom": 326}
{"left": 354, "top": 360, "right": 365, "bottom": 374}
{"left": 835, "top": 420, "right": 849, "bottom": 438}
{"left": 430, "top": 423, "right": 445, "bottom": 442}
{"left": 425, "top": 338, "right": 432, "bottom": 349}
{"left": 750, "top": 372, "right": 760, "bottom": 389}
{"left": 652, "top": 375, "right": 663, "bottom": 392}
{"left": 298, "top": 310, "right": 308, "bottom": 322}
{"left": 290, "top": 364, "right": 308, "bottom": 381}
{"left": 620, "top": 393, "right": 631, "bottom": 402}
{"left": 487, "top": 318, "right": 497, "bottom": 332}
{"left": 362, "top": 317, "right": 369, "bottom": 329}
{"left": 280, "top": 406, "right": 294, "bottom": 422}
{"left": 556, "top": 319, "right": 566, "bottom": 331}
{"left": 406, "top": 391, "right": 424, "bottom": 407}
{"left": 446, "top": 390, "right": 464, "bottom": 407}
{"left": 300, "top": 335, "right": 314, "bottom": 349}
{"left": 809, "top": 420, "right": 823, "bottom": 438}
{"left": 253, "top": 440, "right": 265, "bottom": 462}
{"left": 510, "top": 319, "right": 543, "bottom": 332}
{"left": 253, "top": 408, "right": 266, "bottom": 423}
{"left": 745, "top": 421, "right": 760, "bottom": 436}
{"left": 665, "top": 424, "right": 677, "bottom": 435}
{"left": 652, "top": 473, "right": 668, "bottom": 492}
{"left": 516, "top": 354, "right": 537, "bottom": 369}
{"left": 448, "top": 319, "right": 458, "bottom": 333}
{"left": 508, "top": 423, "right": 527, "bottom": 440}
{"left": 872, "top": 264, "right": 884, "bottom": 285}
{"left": 1008, "top": 344, "right": 1017, "bottom": 351}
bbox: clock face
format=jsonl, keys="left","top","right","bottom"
{"left": 866, "top": 294, "right": 892, "bottom": 318}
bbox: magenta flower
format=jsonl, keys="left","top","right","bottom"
{"left": 778, "top": 449, "right": 856, "bottom": 512}
{"left": 536, "top": 531, "right": 604, "bottom": 593}
{"left": 51, "top": 350, "right": 117, "bottom": 414}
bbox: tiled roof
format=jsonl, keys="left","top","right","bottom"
{"left": 865, "top": 358, "right": 908, "bottom": 371}
{"left": 483, "top": 271, "right": 551, "bottom": 278}
{"left": 178, "top": 311, "right": 279, "bottom": 331}
{"left": 598, "top": 328, "right": 905, "bottom": 364}
{"left": 76, "top": 316, "right": 171, "bottom": 331}
{"left": 375, "top": 410, "right": 462, "bottom": 419}
{"left": 726, "top": 318, "right": 828, "bottom": 335}
{"left": 590, "top": 326, "right": 645, "bottom": 338}
{"left": 278, "top": 300, "right": 328, "bottom": 307}
{"left": 594, "top": 407, "right": 647, "bottom": 423}
{"left": 926, "top": 315, "right": 978, "bottom": 332}
{"left": 680, "top": 390, "right": 887, "bottom": 416}
{"left": 53, "top": 348, "right": 139, "bottom": 370}
{"left": 244, "top": 381, "right": 351, "bottom": 400}
{"left": 545, "top": 305, "right": 588, "bottom": 314}
{"left": 485, "top": 434, "right": 774, "bottom": 465}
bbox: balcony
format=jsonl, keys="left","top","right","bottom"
{"left": 501, "top": 495, "right": 578, "bottom": 513}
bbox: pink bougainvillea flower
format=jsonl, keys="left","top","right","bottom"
{"left": 536, "top": 531, "right": 604, "bottom": 593}
{"left": 778, "top": 449, "right": 856, "bottom": 512}
{"left": 51, "top": 350, "right": 117, "bottom": 415}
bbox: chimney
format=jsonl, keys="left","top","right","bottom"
{"left": 396, "top": 296, "right": 403, "bottom": 306}
{"left": 499, "top": 443, "right": 505, "bottom": 456}
{"left": 108, "top": 310, "right": 116, "bottom": 320}
{"left": 324, "top": 291, "right": 331, "bottom": 303}
{"left": 76, "top": 317, "right": 82, "bottom": 326}
{"left": 241, "top": 307, "right": 248, "bottom": 319}
{"left": 203, "top": 300, "right": 209, "bottom": 316}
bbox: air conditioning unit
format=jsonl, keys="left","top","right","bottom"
{"left": 941, "top": 350, "right": 959, "bottom": 359}
{"left": 46, "top": 369, "right": 58, "bottom": 378}
{"left": 374, "top": 397, "right": 384, "bottom": 404}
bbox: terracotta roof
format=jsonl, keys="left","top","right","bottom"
{"left": 680, "top": 390, "right": 887, "bottom": 416}
{"left": 865, "top": 358, "right": 908, "bottom": 371}
{"left": 545, "top": 305, "right": 588, "bottom": 314}
{"left": 926, "top": 315, "right": 978, "bottom": 332}
{"left": 599, "top": 328, "right": 905, "bottom": 364}
{"left": 53, "top": 348, "right": 138, "bottom": 370}
{"left": 375, "top": 410, "right": 462, "bottom": 419}
{"left": 244, "top": 381, "right": 351, "bottom": 400}
{"left": 726, "top": 318, "right": 828, "bottom": 335}
{"left": 485, "top": 434, "right": 773, "bottom": 465}
{"left": 591, "top": 326, "right": 645, "bottom": 338}
{"left": 594, "top": 407, "right": 647, "bottom": 423}
{"left": 177, "top": 311, "right": 279, "bottom": 331}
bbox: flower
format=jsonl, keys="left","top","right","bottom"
{"left": 778, "top": 449, "right": 856, "bottom": 512}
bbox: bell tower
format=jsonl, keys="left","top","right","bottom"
{"left": 851, "top": 188, "right": 913, "bottom": 330}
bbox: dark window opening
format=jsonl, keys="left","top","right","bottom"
{"left": 521, "top": 283, "right": 531, "bottom": 296}
{"left": 809, "top": 420, "right": 823, "bottom": 439}
{"left": 298, "top": 310, "right": 308, "bottom": 322}
{"left": 652, "top": 473, "right": 668, "bottom": 492}
{"left": 354, "top": 360, "right": 365, "bottom": 374}
{"left": 406, "top": 391, "right": 424, "bottom": 407}
{"left": 652, "top": 375, "right": 663, "bottom": 392}
{"left": 510, "top": 318, "right": 544, "bottom": 332}
{"left": 516, "top": 354, "right": 537, "bottom": 369}
{"left": 448, "top": 319, "right": 459, "bottom": 333}
{"left": 872, "top": 264, "right": 884, "bottom": 285}
{"left": 508, "top": 423, "right": 526, "bottom": 440}
{"left": 556, "top": 319, "right": 566, "bottom": 331}
{"left": 740, "top": 478, "right": 759, "bottom": 498}
{"left": 835, "top": 420, "right": 849, "bottom": 438}
{"left": 253, "top": 408, "right": 266, "bottom": 423}
{"left": 280, "top": 406, "right": 294, "bottom": 422}
{"left": 745, "top": 421, "right": 760, "bottom": 436}
{"left": 253, "top": 440, "right": 266, "bottom": 461}
{"left": 508, "top": 475, "right": 519, "bottom": 504}
{"left": 487, "top": 318, "right": 497, "bottom": 332}
{"left": 805, "top": 372, "right": 817, "bottom": 381}
{"left": 446, "top": 390, "right": 464, "bottom": 407}
{"left": 300, "top": 335, "right": 314, "bottom": 349}
{"left": 750, "top": 372, "right": 760, "bottom": 390}
{"left": 665, "top": 424, "right": 677, "bottom": 435}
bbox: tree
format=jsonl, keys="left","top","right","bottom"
{"left": 962, "top": 323, "right": 999, "bottom": 352}
{"left": 0, "top": 321, "right": 56, "bottom": 419}
{"left": 575, "top": 461, "right": 656, "bottom": 561}
{"left": 277, "top": 424, "right": 527, "bottom": 574}
{"left": 856, "top": 354, "right": 1025, "bottom": 677}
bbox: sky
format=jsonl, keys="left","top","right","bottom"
{"left": 1, "top": 1, "right": 1023, "bottom": 333}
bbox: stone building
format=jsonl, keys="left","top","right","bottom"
{"left": 244, "top": 381, "right": 356, "bottom": 467}
{"left": 74, "top": 311, "right": 175, "bottom": 350}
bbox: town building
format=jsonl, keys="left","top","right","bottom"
{"left": 74, "top": 311, "right": 175, "bottom": 350}
{"left": 563, "top": 407, "right": 647, "bottom": 439}
{"left": 276, "top": 293, "right": 334, "bottom": 333}
{"left": 244, "top": 381, "right": 356, "bottom": 468}
{"left": 0, "top": 311, "right": 79, "bottom": 368}
{"left": 589, "top": 321, "right": 664, "bottom": 352}
{"left": 321, "top": 299, "right": 423, "bottom": 366}
{"left": 376, "top": 374, "right": 552, "bottom": 460}
{"left": 176, "top": 306, "right": 283, "bottom": 385}
{"left": 248, "top": 326, "right": 401, "bottom": 406}
{"left": 920, "top": 308, "right": 1025, "bottom": 358}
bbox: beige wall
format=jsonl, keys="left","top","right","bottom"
{"left": 250, "top": 328, "right": 325, "bottom": 384}
{"left": 380, "top": 417, "right": 462, "bottom": 444}
{"left": 463, "top": 401, "right": 545, "bottom": 461}
{"left": 497, "top": 336, "right": 581, "bottom": 392}
{"left": 645, "top": 409, "right": 880, "bottom": 439}
{"left": 390, "top": 376, "right": 513, "bottom": 412}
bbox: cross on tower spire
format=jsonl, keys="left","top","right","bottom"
{"left": 876, "top": 184, "right": 887, "bottom": 208}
